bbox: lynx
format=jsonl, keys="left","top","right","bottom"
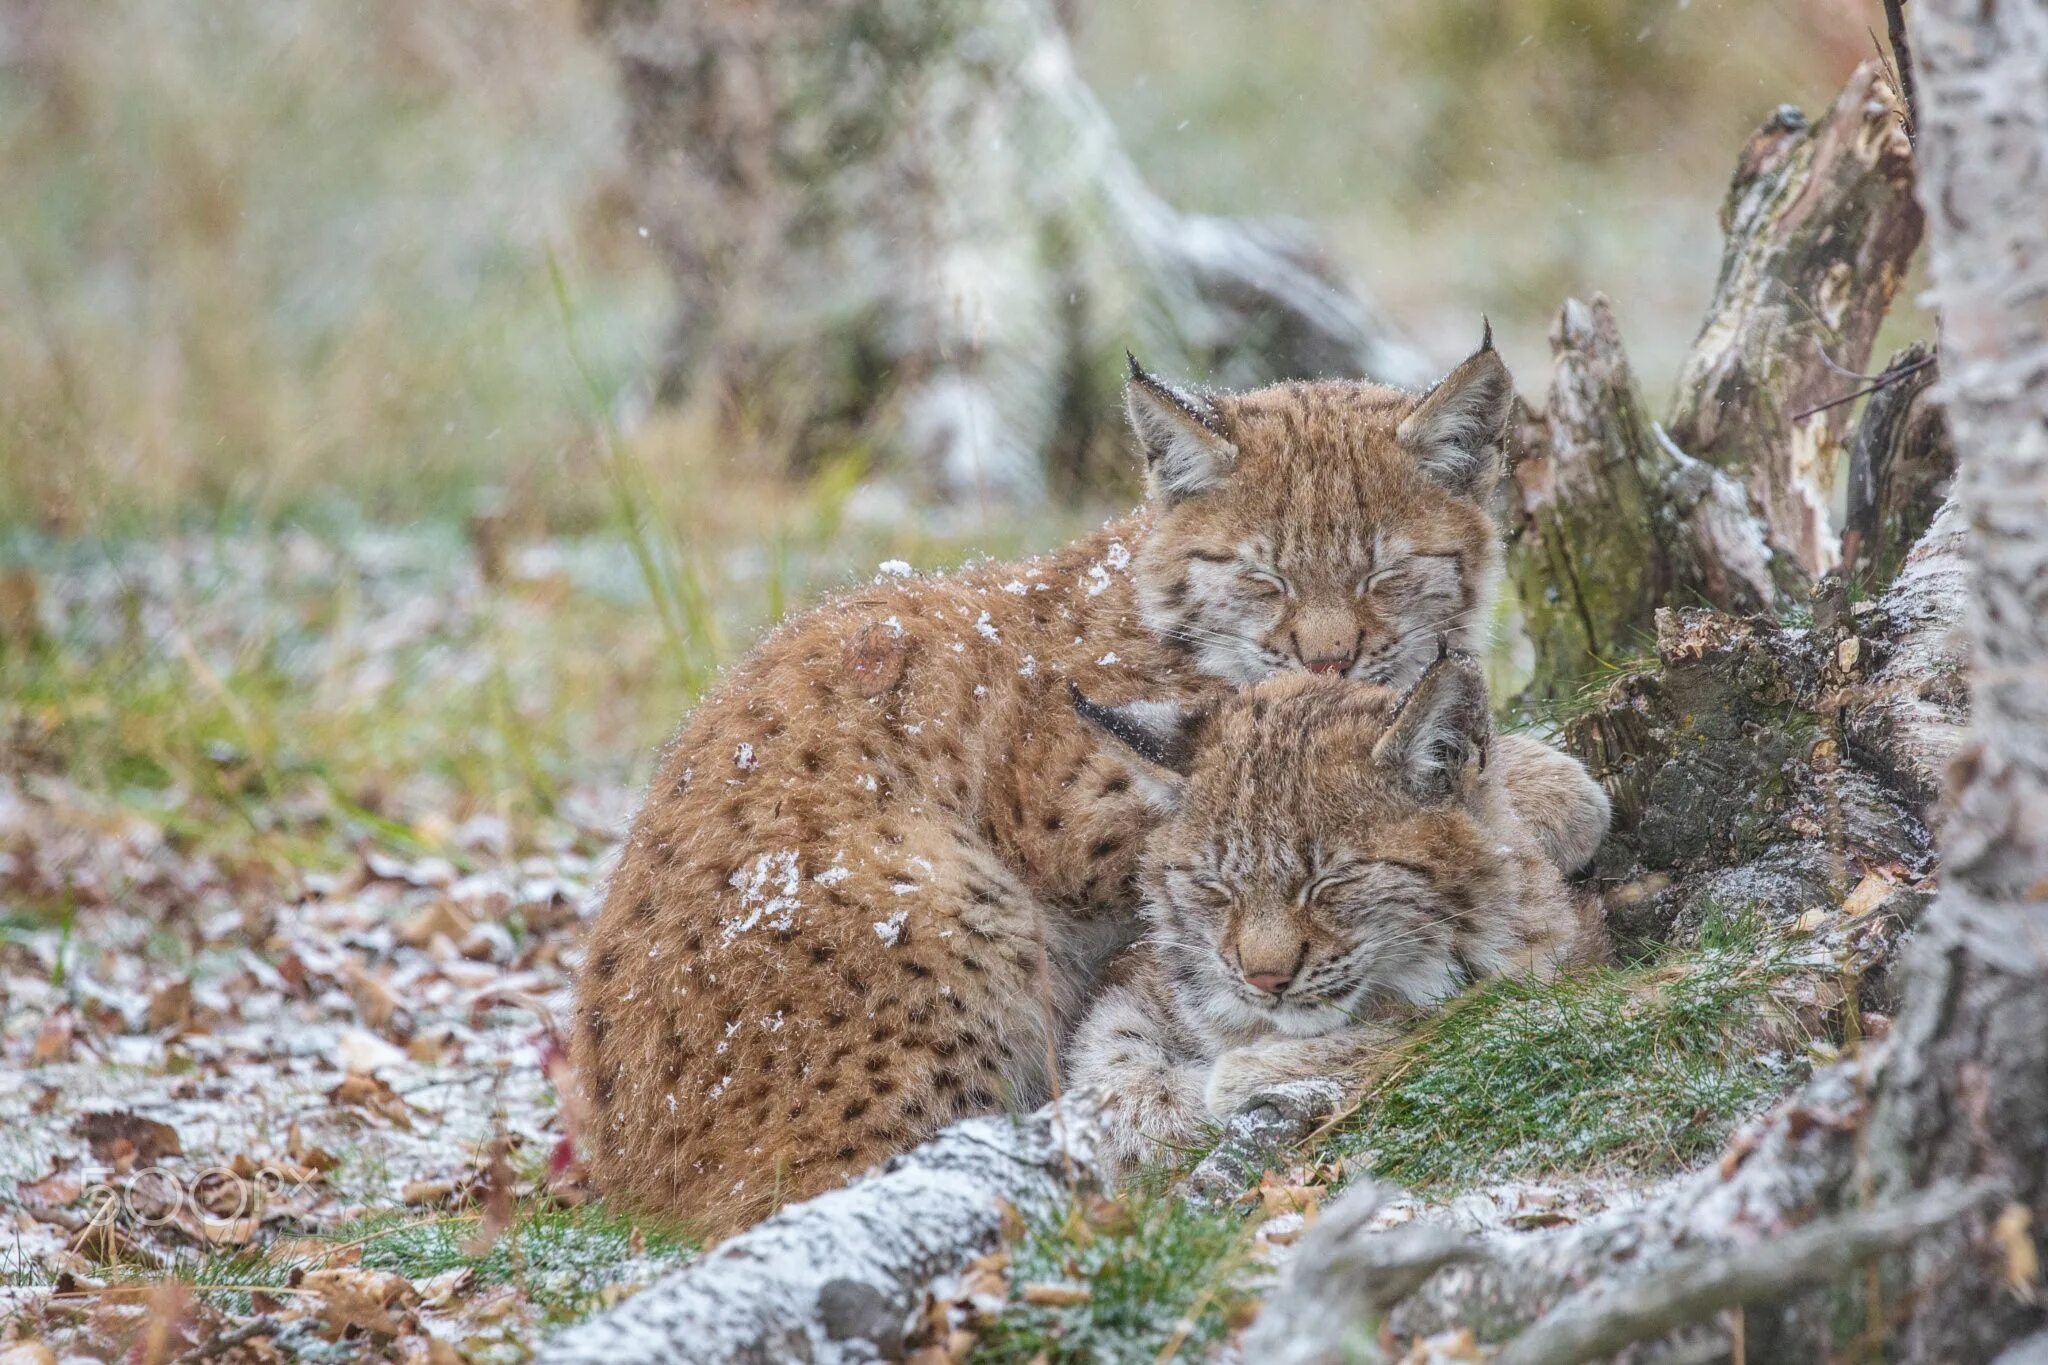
{"left": 1067, "top": 660, "right": 1608, "bottom": 1179}
{"left": 573, "top": 334, "right": 1592, "bottom": 1231}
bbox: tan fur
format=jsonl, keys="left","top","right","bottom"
{"left": 1066, "top": 666, "right": 1608, "bottom": 1179}
{"left": 574, "top": 353, "right": 1533, "bottom": 1232}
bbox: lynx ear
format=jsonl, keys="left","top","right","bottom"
{"left": 1396, "top": 322, "right": 1513, "bottom": 496}
{"left": 1371, "top": 651, "right": 1491, "bottom": 800}
{"left": 1070, "top": 683, "right": 1211, "bottom": 780}
{"left": 1125, "top": 353, "right": 1238, "bottom": 503}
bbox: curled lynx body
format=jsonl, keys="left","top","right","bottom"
{"left": 575, "top": 371, "right": 1525, "bottom": 1232}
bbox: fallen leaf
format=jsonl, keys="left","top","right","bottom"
{"left": 73, "top": 1111, "right": 183, "bottom": 1167}
{"left": 416, "top": 1265, "right": 476, "bottom": 1309}
{"left": 345, "top": 963, "right": 406, "bottom": 1034}
{"left": 1840, "top": 870, "right": 1898, "bottom": 920}
{"left": 327, "top": 1074, "right": 414, "bottom": 1129}
{"left": 143, "top": 978, "right": 194, "bottom": 1033}
{"left": 301, "top": 1266, "right": 419, "bottom": 1339}
{"left": 30, "top": 1010, "right": 76, "bottom": 1066}
{"left": 397, "top": 900, "right": 475, "bottom": 950}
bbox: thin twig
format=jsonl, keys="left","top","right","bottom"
{"left": 1492, "top": 1180, "right": 1997, "bottom": 1365}
{"left": 1882, "top": 0, "right": 1919, "bottom": 142}
{"left": 1789, "top": 353, "right": 1937, "bottom": 422}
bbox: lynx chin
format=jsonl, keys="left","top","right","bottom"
{"left": 1067, "top": 660, "right": 1609, "bottom": 1180}
{"left": 572, "top": 334, "right": 1591, "bottom": 1232}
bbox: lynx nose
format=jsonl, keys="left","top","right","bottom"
{"left": 1244, "top": 970, "right": 1294, "bottom": 994}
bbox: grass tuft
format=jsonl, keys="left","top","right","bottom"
{"left": 970, "top": 1194, "right": 1260, "bottom": 1365}
{"left": 1323, "top": 931, "right": 1799, "bottom": 1190}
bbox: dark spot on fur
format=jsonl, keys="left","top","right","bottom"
{"left": 836, "top": 1144, "right": 858, "bottom": 1161}
{"left": 1044, "top": 815, "right": 1064, "bottom": 832}
{"left": 684, "top": 932, "right": 704, "bottom": 953}
{"left": 810, "top": 944, "right": 837, "bottom": 965}
{"left": 864, "top": 1055, "right": 887, "bottom": 1074}
{"left": 901, "top": 959, "right": 932, "bottom": 978}
{"left": 961, "top": 956, "right": 985, "bottom": 974}
{"left": 590, "top": 946, "right": 620, "bottom": 982}
{"left": 632, "top": 895, "right": 656, "bottom": 924}
{"left": 1101, "top": 774, "right": 1130, "bottom": 796}
{"left": 933, "top": 1070, "right": 961, "bottom": 1093}
{"left": 1089, "top": 837, "right": 1121, "bottom": 860}
{"left": 842, "top": 1100, "right": 868, "bottom": 1121}
{"left": 816, "top": 1076, "right": 839, "bottom": 1094}
{"left": 869, "top": 1024, "right": 896, "bottom": 1044}
{"left": 966, "top": 1088, "right": 999, "bottom": 1108}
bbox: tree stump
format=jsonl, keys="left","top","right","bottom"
{"left": 584, "top": 0, "right": 1425, "bottom": 503}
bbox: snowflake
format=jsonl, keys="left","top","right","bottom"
{"left": 734, "top": 742, "right": 758, "bottom": 771}
{"left": 975, "top": 611, "right": 1000, "bottom": 642}
{"left": 873, "top": 910, "right": 910, "bottom": 945}
{"left": 878, "top": 560, "right": 913, "bottom": 577}
{"left": 1018, "top": 654, "right": 1038, "bottom": 678}
{"left": 722, "top": 851, "right": 802, "bottom": 943}
{"left": 1097, "top": 651, "right": 1120, "bottom": 666}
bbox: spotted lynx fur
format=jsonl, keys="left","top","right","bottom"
{"left": 1067, "top": 661, "right": 1609, "bottom": 1179}
{"left": 573, "top": 335, "right": 1600, "bottom": 1230}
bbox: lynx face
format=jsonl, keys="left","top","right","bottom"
{"left": 1076, "top": 662, "right": 1523, "bottom": 1040}
{"left": 1124, "top": 338, "right": 1513, "bottom": 688}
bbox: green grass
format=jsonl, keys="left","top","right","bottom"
{"left": 1322, "top": 925, "right": 1800, "bottom": 1190}
{"left": 342, "top": 1203, "right": 694, "bottom": 1324}
{"left": 971, "top": 1194, "right": 1261, "bottom": 1365}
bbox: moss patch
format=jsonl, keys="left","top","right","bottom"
{"left": 1323, "top": 929, "right": 1800, "bottom": 1190}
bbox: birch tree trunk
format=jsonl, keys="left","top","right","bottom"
{"left": 584, "top": 0, "right": 1424, "bottom": 504}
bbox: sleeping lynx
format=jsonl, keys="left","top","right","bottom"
{"left": 1068, "top": 659, "right": 1608, "bottom": 1179}
{"left": 573, "top": 335, "right": 1600, "bottom": 1231}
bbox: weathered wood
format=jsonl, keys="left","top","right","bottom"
{"left": 1842, "top": 342, "right": 1954, "bottom": 589}
{"left": 1508, "top": 295, "right": 1782, "bottom": 700}
{"left": 1858, "top": 1, "right": 2048, "bottom": 1358}
{"left": 1845, "top": 496, "right": 1968, "bottom": 812}
{"left": 583, "top": 0, "right": 1425, "bottom": 502}
{"left": 1665, "top": 61, "right": 1923, "bottom": 576}
{"left": 540, "top": 1099, "right": 1105, "bottom": 1364}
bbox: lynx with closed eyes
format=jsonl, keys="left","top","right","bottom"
{"left": 1068, "top": 659, "right": 1609, "bottom": 1179}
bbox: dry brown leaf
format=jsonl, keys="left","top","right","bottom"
{"left": 287, "top": 1121, "right": 341, "bottom": 1171}
{"left": 344, "top": 963, "right": 406, "bottom": 1034}
{"left": 73, "top": 1110, "right": 183, "bottom": 1167}
{"left": 1840, "top": 870, "right": 1898, "bottom": 920}
{"left": 403, "top": 1179, "right": 457, "bottom": 1207}
{"left": 301, "top": 1266, "right": 419, "bottom": 1339}
{"left": 29, "top": 1010, "right": 76, "bottom": 1066}
{"left": 144, "top": 978, "right": 194, "bottom": 1034}
{"left": 327, "top": 1074, "right": 414, "bottom": 1129}
{"left": 397, "top": 900, "right": 476, "bottom": 950}
{"left": 416, "top": 1265, "right": 476, "bottom": 1309}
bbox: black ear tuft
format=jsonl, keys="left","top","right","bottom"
{"left": 1124, "top": 357, "right": 1238, "bottom": 503}
{"left": 1480, "top": 315, "right": 1494, "bottom": 353}
{"left": 1071, "top": 683, "right": 1207, "bottom": 775}
{"left": 1372, "top": 653, "right": 1491, "bottom": 799}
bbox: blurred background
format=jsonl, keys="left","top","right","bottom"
{"left": 2, "top": 0, "right": 1907, "bottom": 532}
{"left": 0, "top": 0, "right": 1922, "bottom": 858}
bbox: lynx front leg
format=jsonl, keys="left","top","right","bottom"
{"left": 1067, "top": 982, "right": 1212, "bottom": 1182}
{"left": 1202, "top": 1023, "right": 1402, "bottom": 1119}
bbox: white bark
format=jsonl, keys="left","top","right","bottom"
{"left": 540, "top": 1098, "right": 1105, "bottom": 1364}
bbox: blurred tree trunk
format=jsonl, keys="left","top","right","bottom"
{"left": 584, "top": 0, "right": 1424, "bottom": 503}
